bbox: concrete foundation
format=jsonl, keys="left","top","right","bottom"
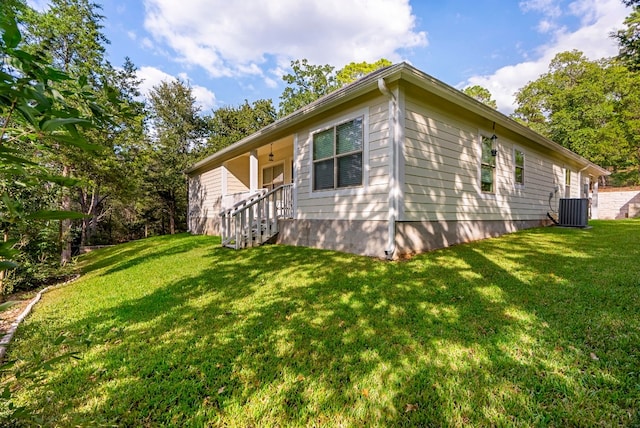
{"left": 276, "top": 219, "right": 389, "bottom": 258}
{"left": 276, "top": 218, "right": 549, "bottom": 259}
{"left": 395, "top": 219, "right": 548, "bottom": 256}
{"left": 189, "top": 216, "right": 220, "bottom": 236}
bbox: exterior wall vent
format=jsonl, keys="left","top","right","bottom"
{"left": 558, "top": 198, "right": 589, "bottom": 227}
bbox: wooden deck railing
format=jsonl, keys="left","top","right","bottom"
{"left": 220, "top": 184, "right": 293, "bottom": 249}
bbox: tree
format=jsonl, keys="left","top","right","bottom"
{"left": 336, "top": 59, "right": 392, "bottom": 86}
{"left": 147, "top": 80, "right": 207, "bottom": 234}
{"left": 613, "top": 6, "right": 640, "bottom": 71}
{"left": 22, "top": 0, "right": 113, "bottom": 264}
{"left": 513, "top": 50, "right": 640, "bottom": 182}
{"left": 205, "top": 99, "right": 276, "bottom": 155}
{"left": 75, "top": 57, "right": 147, "bottom": 247}
{"left": 0, "top": 10, "right": 101, "bottom": 291}
{"left": 278, "top": 59, "right": 338, "bottom": 117}
{"left": 279, "top": 59, "right": 394, "bottom": 117}
{"left": 462, "top": 85, "right": 498, "bottom": 109}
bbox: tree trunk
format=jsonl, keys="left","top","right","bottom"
{"left": 169, "top": 199, "right": 176, "bottom": 235}
{"left": 0, "top": 229, "right": 9, "bottom": 294}
{"left": 78, "top": 187, "right": 89, "bottom": 249}
{"left": 60, "top": 164, "right": 73, "bottom": 265}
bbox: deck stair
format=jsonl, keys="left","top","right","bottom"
{"left": 220, "top": 184, "right": 293, "bottom": 249}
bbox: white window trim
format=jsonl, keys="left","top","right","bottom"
{"left": 308, "top": 108, "right": 370, "bottom": 199}
{"left": 513, "top": 146, "right": 525, "bottom": 189}
{"left": 564, "top": 167, "right": 572, "bottom": 198}
{"left": 476, "top": 129, "right": 497, "bottom": 199}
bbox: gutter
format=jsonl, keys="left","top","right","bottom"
{"left": 378, "top": 78, "right": 399, "bottom": 260}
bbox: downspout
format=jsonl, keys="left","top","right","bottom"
{"left": 378, "top": 78, "right": 399, "bottom": 259}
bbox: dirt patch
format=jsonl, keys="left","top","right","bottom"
{"left": 0, "top": 294, "right": 35, "bottom": 335}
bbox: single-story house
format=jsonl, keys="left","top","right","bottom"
{"left": 185, "top": 62, "right": 608, "bottom": 259}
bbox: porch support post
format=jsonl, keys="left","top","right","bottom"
{"left": 592, "top": 178, "right": 599, "bottom": 219}
{"left": 250, "top": 150, "right": 258, "bottom": 192}
{"left": 221, "top": 164, "right": 228, "bottom": 196}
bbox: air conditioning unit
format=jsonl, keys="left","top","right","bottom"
{"left": 558, "top": 198, "right": 589, "bottom": 227}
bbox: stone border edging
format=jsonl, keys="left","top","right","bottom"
{"left": 0, "top": 274, "right": 81, "bottom": 361}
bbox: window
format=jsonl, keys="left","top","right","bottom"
{"left": 565, "top": 169, "right": 571, "bottom": 198}
{"left": 262, "top": 163, "right": 284, "bottom": 191}
{"left": 514, "top": 149, "right": 524, "bottom": 186}
{"left": 313, "top": 117, "right": 363, "bottom": 191}
{"left": 480, "top": 135, "right": 496, "bottom": 193}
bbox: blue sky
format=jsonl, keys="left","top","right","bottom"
{"left": 31, "top": 0, "right": 631, "bottom": 114}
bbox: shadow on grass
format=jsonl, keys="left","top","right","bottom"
{"left": 8, "top": 221, "right": 640, "bottom": 426}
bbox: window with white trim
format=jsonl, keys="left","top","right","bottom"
{"left": 514, "top": 149, "right": 524, "bottom": 186}
{"left": 480, "top": 135, "right": 496, "bottom": 193}
{"left": 313, "top": 116, "right": 363, "bottom": 191}
{"left": 565, "top": 168, "right": 571, "bottom": 197}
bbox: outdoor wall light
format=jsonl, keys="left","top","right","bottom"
{"left": 490, "top": 134, "right": 498, "bottom": 156}
{"left": 269, "top": 143, "right": 274, "bottom": 161}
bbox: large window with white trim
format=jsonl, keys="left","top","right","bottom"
{"left": 313, "top": 116, "right": 363, "bottom": 191}
{"left": 480, "top": 135, "right": 496, "bottom": 193}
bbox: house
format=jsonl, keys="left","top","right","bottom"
{"left": 185, "top": 62, "right": 608, "bottom": 259}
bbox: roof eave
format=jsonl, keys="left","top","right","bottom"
{"left": 399, "top": 66, "right": 610, "bottom": 177}
{"left": 185, "top": 63, "right": 406, "bottom": 174}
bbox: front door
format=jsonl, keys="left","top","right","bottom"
{"left": 262, "top": 163, "right": 284, "bottom": 191}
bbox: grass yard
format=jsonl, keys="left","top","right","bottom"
{"left": 2, "top": 220, "right": 640, "bottom": 426}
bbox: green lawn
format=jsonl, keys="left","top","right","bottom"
{"left": 3, "top": 220, "right": 640, "bottom": 426}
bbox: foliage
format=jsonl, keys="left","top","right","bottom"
{"left": 204, "top": 98, "right": 276, "bottom": 156}
{"left": 512, "top": 50, "right": 640, "bottom": 183}
{"left": 22, "top": 0, "right": 119, "bottom": 265}
{"left": 462, "top": 84, "right": 498, "bottom": 109}
{"left": 2, "top": 220, "right": 639, "bottom": 425}
{"left": 336, "top": 59, "right": 392, "bottom": 86}
{"left": 279, "top": 59, "right": 393, "bottom": 118}
{"left": 278, "top": 59, "right": 338, "bottom": 117}
{"left": 613, "top": 6, "right": 640, "bottom": 71}
{"left": 147, "top": 79, "right": 208, "bottom": 234}
{"left": 0, "top": 7, "right": 105, "bottom": 291}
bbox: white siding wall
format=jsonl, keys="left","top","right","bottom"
{"left": 227, "top": 173, "right": 248, "bottom": 194}
{"left": 188, "top": 166, "right": 222, "bottom": 232}
{"left": 295, "top": 97, "right": 390, "bottom": 221}
{"left": 403, "top": 97, "right": 564, "bottom": 222}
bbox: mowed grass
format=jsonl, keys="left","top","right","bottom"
{"left": 3, "top": 220, "right": 640, "bottom": 426}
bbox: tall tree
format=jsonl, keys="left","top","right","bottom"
{"left": 279, "top": 59, "right": 394, "bottom": 117}
{"left": 613, "top": 5, "right": 640, "bottom": 71}
{"left": 336, "top": 59, "right": 392, "bottom": 86}
{"left": 513, "top": 50, "right": 640, "bottom": 182}
{"left": 205, "top": 99, "right": 276, "bottom": 155}
{"left": 279, "top": 59, "right": 337, "bottom": 117}
{"left": 0, "top": 9, "right": 101, "bottom": 291}
{"left": 147, "top": 80, "right": 207, "bottom": 234}
{"left": 22, "top": 0, "right": 113, "bottom": 264}
{"left": 462, "top": 85, "right": 498, "bottom": 109}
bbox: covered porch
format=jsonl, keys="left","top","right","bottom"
{"left": 217, "top": 135, "right": 295, "bottom": 249}
{"left": 220, "top": 135, "right": 295, "bottom": 211}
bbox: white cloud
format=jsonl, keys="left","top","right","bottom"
{"left": 465, "top": 0, "right": 629, "bottom": 114}
{"left": 141, "top": 37, "right": 154, "bottom": 49}
{"left": 519, "top": 0, "right": 562, "bottom": 19}
{"left": 142, "top": 0, "right": 427, "bottom": 78}
{"left": 137, "top": 66, "right": 217, "bottom": 111}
